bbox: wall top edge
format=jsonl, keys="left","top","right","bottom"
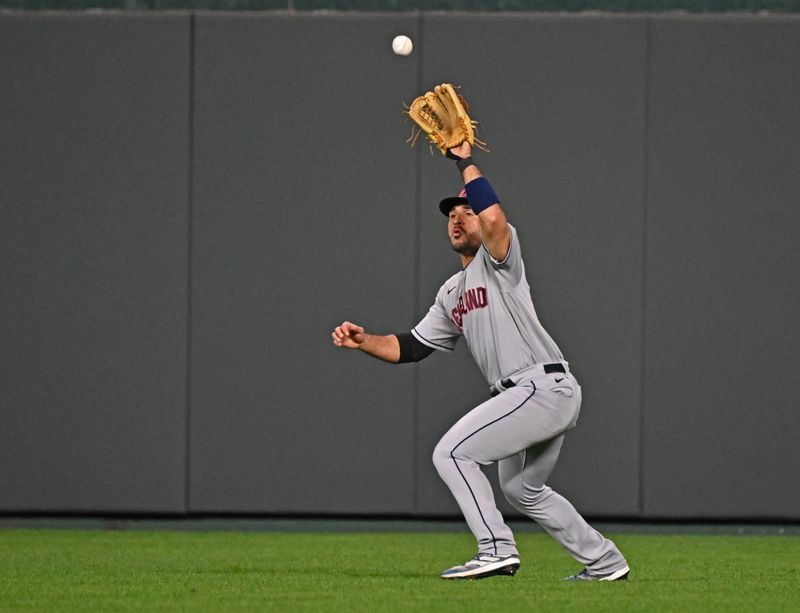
{"left": 2, "top": 8, "right": 800, "bottom": 17}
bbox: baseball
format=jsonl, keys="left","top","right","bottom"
{"left": 392, "top": 35, "right": 413, "bottom": 56}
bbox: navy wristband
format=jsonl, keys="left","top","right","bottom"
{"left": 464, "top": 177, "right": 499, "bottom": 214}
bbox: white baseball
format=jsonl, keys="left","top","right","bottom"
{"left": 392, "top": 35, "right": 413, "bottom": 56}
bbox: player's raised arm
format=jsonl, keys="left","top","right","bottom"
{"left": 447, "top": 142, "right": 510, "bottom": 262}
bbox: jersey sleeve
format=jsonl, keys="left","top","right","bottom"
{"left": 481, "top": 223, "right": 525, "bottom": 287}
{"left": 411, "top": 287, "right": 461, "bottom": 352}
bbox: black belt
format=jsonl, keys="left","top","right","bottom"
{"left": 490, "top": 363, "right": 566, "bottom": 397}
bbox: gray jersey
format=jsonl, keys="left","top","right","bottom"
{"left": 412, "top": 224, "right": 563, "bottom": 385}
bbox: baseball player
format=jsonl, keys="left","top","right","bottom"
{"left": 332, "top": 141, "right": 630, "bottom": 581}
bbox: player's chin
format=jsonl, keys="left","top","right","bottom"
{"left": 451, "top": 239, "right": 479, "bottom": 256}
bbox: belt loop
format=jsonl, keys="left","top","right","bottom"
{"left": 490, "top": 377, "right": 516, "bottom": 397}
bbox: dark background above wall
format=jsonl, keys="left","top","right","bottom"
{"left": 2, "top": 1, "right": 800, "bottom": 13}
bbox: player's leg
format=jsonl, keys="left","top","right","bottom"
{"left": 432, "top": 393, "right": 526, "bottom": 558}
{"left": 498, "top": 435, "right": 629, "bottom": 579}
{"left": 432, "top": 381, "right": 579, "bottom": 577}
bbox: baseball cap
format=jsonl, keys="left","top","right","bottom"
{"left": 438, "top": 188, "right": 469, "bottom": 217}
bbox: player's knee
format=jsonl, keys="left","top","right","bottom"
{"left": 519, "top": 485, "right": 552, "bottom": 508}
{"left": 431, "top": 441, "right": 450, "bottom": 474}
{"left": 500, "top": 481, "right": 524, "bottom": 512}
{"left": 432, "top": 438, "right": 468, "bottom": 474}
{"left": 501, "top": 482, "right": 552, "bottom": 511}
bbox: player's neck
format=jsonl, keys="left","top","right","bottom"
{"left": 460, "top": 254, "right": 476, "bottom": 269}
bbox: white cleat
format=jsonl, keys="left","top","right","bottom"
{"left": 563, "top": 564, "right": 630, "bottom": 582}
{"left": 440, "top": 553, "right": 521, "bottom": 580}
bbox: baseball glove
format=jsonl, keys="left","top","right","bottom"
{"left": 405, "top": 83, "right": 487, "bottom": 155}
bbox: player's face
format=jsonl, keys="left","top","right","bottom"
{"left": 448, "top": 205, "right": 482, "bottom": 256}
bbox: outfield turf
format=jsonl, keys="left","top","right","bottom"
{"left": 1, "top": 529, "right": 799, "bottom": 612}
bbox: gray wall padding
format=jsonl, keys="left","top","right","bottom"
{"left": 415, "top": 15, "right": 647, "bottom": 518}
{"left": 0, "top": 14, "right": 191, "bottom": 512}
{"left": 188, "top": 14, "right": 421, "bottom": 513}
{"left": 1, "top": 12, "right": 798, "bottom": 519}
{"left": 642, "top": 16, "right": 800, "bottom": 519}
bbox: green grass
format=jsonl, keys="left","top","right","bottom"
{"left": 1, "top": 529, "right": 799, "bottom": 611}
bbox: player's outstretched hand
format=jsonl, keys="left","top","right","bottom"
{"left": 332, "top": 321, "right": 366, "bottom": 349}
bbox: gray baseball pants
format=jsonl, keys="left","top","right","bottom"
{"left": 432, "top": 367, "right": 627, "bottom": 575}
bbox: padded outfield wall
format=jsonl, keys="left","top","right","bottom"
{"left": 1, "top": 12, "right": 798, "bottom": 520}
